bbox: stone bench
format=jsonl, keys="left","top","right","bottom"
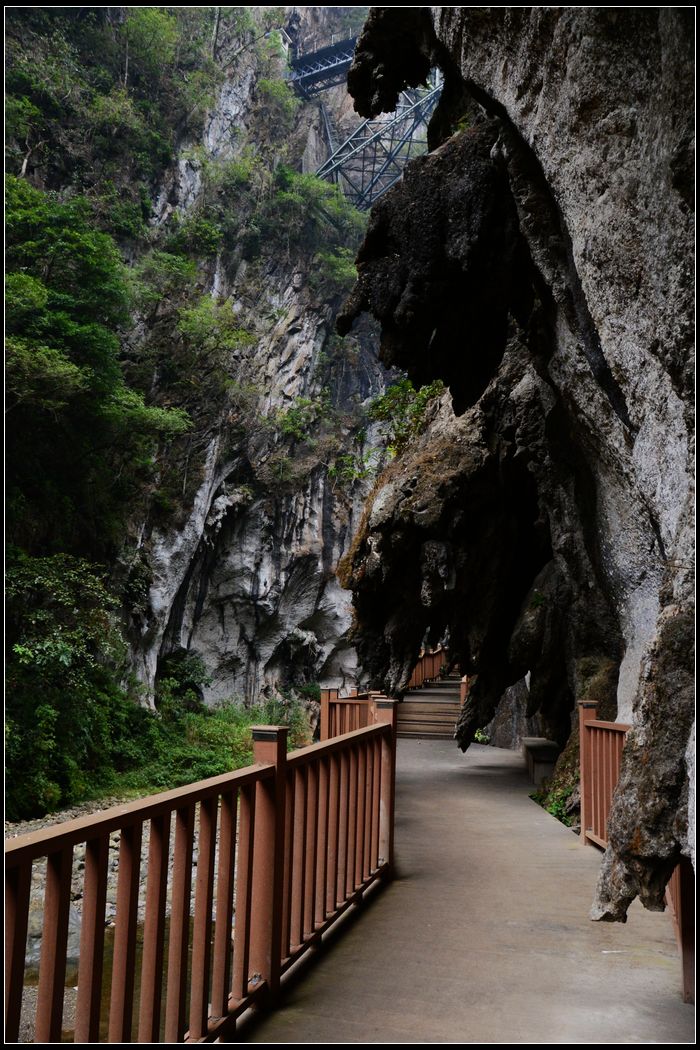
{"left": 522, "top": 737, "right": 560, "bottom": 786}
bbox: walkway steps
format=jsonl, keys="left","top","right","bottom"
{"left": 244, "top": 741, "right": 693, "bottom": 1044}
{"left": 398, "top": 678, "right": 462, "bottom": 740}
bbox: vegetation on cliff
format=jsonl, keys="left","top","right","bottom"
{"left": 4, "top": 6, "right": 367, "bottom": 818}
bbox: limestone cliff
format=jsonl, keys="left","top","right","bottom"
{"left": 124, "top": 7, "right": 387, "bottom": 704}
{"left": 338, "top": 8, "right": 694, "bottom": 919}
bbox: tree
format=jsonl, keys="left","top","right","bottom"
{"left": 5, "top": 175, "right": 190, "bottom": 555}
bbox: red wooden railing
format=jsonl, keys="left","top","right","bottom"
{"left": 5, "top": 705, "right": 397, "bottom": 1043}
{"left": 407, "top": 645, "right": 448, "bottom": 690}
{"left": 578, "top": 702, "right": 629, "bottom": 850}
{"left": 319, "top": 688, "right": 388, "bottom": 739}
{"left": 578, "top": 701, "right": 694, "bottom": 1004}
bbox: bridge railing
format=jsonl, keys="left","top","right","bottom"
{"left": 407, "top": 645, "right": 449, "bottom": 690}
{"left": 5, "top": 706, "right": 397, "bottom": 1043}
{"left": 578, "top": 701, "right": 694, "bottom": 1003}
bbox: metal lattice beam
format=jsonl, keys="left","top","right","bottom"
{"left": 315, "top": 85, "right": 441, "bottom": 210}
{"left": 288, "top": 34, "right": 442, "bottom": 209}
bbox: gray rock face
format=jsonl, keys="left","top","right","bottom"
{"left": 485, "top": 680, "right": 544, "bottom": 751}
{"left": 339, "top": 7, "right": 693, "bottom": 918}
{"left": 126, "top": 9, "right": 391, "bottom": 705}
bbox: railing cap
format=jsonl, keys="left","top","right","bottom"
{"left": 251, "top": 725, "right": 288, "bottom": 741}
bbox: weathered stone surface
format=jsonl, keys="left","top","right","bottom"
{"left": 126, "top": 8, "right": 392, "bottom": 706}
{"left": 341, "top": 7, "right": 694, "bottom": 918}
{"left": 485, "top": 680, "right": 544, "bottom": 751}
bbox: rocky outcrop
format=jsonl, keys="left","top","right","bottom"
{"left": 485, "top": 681, "right": 544, "bottom": 751}
{"left": 339, "top": 7, "right": 693, "bottom": 918}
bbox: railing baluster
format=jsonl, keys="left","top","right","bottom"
{"left": 36, "top": 845, "right": 73, "bottom": 1043}
{"left": 138, "top": 814, "right": 171, "bottom": 1043}
{"left": 377, "top": 701, "right": 397, "bottom": 871}
{"left": 320, "top": 689, "right": 330, "bottom": 741}
{"left": 363, "top": 741, "right": 373, "bottom": 880}
{"left": 5, "top": 859, "right": 32, "bottom": 1042}
{"left": 231, "top": 783, "right": 256, "bottom": 1001}
{"left": 211, "top": 789, "right": 237, "bottom": 1020}
{"left": 327, "top": 752, "right": 340, "bottom": 914}
{"left": 355, "top": 743, "right": 366, "bottom": 887}
{"left": 604, "top": 730, "right": 608, "bottom": 835}
{"left": 108, "top": 823, "right": 142, "bottom": 1043}
{"left": 164, "top": 805, "right": 195, "bottom": 1043}
{"left": 371, "top": 736, "right": 381, "bottom": 871}
{"left": 249, "top": 728, "right": 286, "bottom": 1001}
{"left": 304, "top": 760, "right": 318, "bottom": 937}
{"left": 594, "top": 728, "right": 601, "bottom": 838}
{"left": 315, "top": 756, "right": 330, "bottom": 925}
{"left": 347, "top": 745, "right": 358, "bottom": 896}
{"left": 190, "top": 797, "right": 218, "bottom": 1040}
{"left": 337, "top": 749, "right": 349, "bottom": 905}
{"left": 282, "top": 771, "right": 295, "bottom": 960}
{"left": 290, "top": 766, "right": 307, "bottom": 947}
{"left": 75, "top": 836, "right": 109, "bottom": 1042}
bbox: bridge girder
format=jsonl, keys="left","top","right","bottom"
{"left": 288, "top": 36, "right": 358, "bottom": 99}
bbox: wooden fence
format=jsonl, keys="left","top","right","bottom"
{"left": 578, "top": 701, "right": 694, "bottom": 1004}
{"left": 319, "top": 689, "right": 384, "bottom": 739}
{"left": 407, "top": 645, "right": 449, "bottom": 690}
{"left": 5, "top": 703, "right": 397, "bottom": 1042}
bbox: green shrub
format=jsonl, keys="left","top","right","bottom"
{"left": 167, "top": 215, "right": 223, "bottom": 257}
{"left": 256, "top": 77, "right": 299, "bottom": 130}
{"left": 368, "top": 378, "right": 446, "bottom": 455}
{"left": 530, "top": 785, "right": 575, "bottom": 827}
{"left": 275, "top": 393, "right": 330, "bottom": 442}
{"left": 311, "top": 246, "right": 357, "bottom": 298}
{"left": 5, "top": 550, "right": 143, "bottom": 818}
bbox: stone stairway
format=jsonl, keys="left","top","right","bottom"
{"left": 397, "top": 675, "right": 463, "bottom": 739}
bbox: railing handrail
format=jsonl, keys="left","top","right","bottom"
{"left": 5, "top": 703, "right": 398, "bottom": 1043}
{"left": 586, "top": 719, "right": 630, "bottom": 733}
{"left": 407, "top": 645, "right": 449, "bottom": 691}
{"left": 287, "top": 722, "right": 387, "bottom": 768}
{"left": 4, "top": 763, "right": 276, "bottom": 868}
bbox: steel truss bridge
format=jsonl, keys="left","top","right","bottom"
{"left": 288, "top": 35, "right": 359, "bottom": 98}
{"left": 316, "top": 85, "right": 441, "bottom": 211}
{"left": 287, "top": 35, "right": 441, "bottom": 211}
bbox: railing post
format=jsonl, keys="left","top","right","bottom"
{"left": 678, "top": 856, "right": 695, "bottom": 1004}
{"left": 250, "top": 726, "right": 287, "bottom": 1001}
{"left": 320, "top": 689, "right": 330, "bottom": 742}
{"left": 5, "top": 859, "right": 32, "bottom": 1043}
{"left": 374, "top": 700, "right": 397, "bottom": 875}
{"left": 578, "top": 701, "right": 598, "bottom": 846}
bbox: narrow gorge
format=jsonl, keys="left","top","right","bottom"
{"left": 5, "top": 3, "right": 694, "bottom": 940}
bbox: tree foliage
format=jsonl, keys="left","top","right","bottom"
{"left": 5, "top": 175, "right": 190, "bottom": 555}
{"left": 5, "top": 551, "right": 141, "bottom": 818}
{"left": 4, "top": 7, "right": 369, "bottom": 820}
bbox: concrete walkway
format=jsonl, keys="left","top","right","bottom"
{"left": 245, "top": 741, "right": 694, "bottom": 1043}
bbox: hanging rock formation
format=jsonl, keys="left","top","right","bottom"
{"left": 338, "top": 8, "right": 694, "bottom": 919}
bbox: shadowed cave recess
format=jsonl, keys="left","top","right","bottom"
{"left": 336, "top": 8, "right": 694, "bottom": 921}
